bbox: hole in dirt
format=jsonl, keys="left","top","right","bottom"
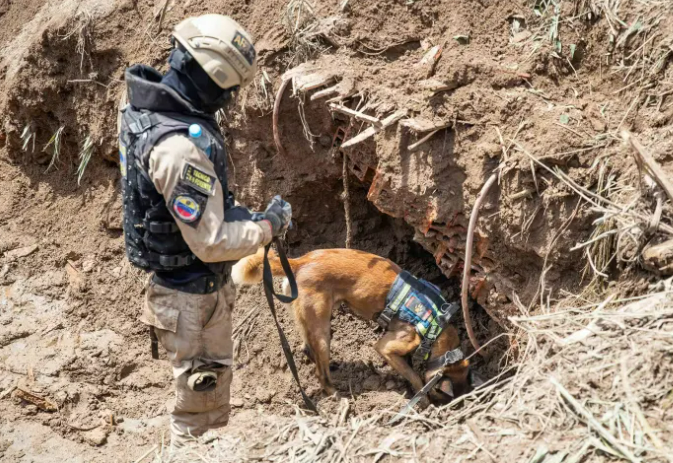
{"left": 284, "top": 174, "right": 510, "bottom": 405}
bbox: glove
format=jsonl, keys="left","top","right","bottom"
{"left": 263, "top": 195, "right": 292, "bottom": 237}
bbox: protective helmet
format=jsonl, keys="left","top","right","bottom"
{"left": 172, "top": 14, "right": 257, "bottom": 89}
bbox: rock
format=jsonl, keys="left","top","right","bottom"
{"left": 81, "top": 259, "right": 96, "bottom": 273}
{"left": 511, "top": 30, "right": 532, "bottom": 43}
{"left": 318, "top": 134, "right": 332, "bottom": 147}
{"left": 99, "top": 409, "right": 115, "bottom": 425}
{"left": 256, "top": 389, "right": 276, "bottom": 404}
{"left": 643, "top": 239, "right": 673, "bottom": 275}
{"left": 230, "top": 397, "right": 244, "bottom": 408}
{"left": 362, "top": 375, "right": 382, "bottom": 391}
{"left": 202, "top": 430, "right": 219, "bottom": 444}
{"left": 82, "top": 427, "right": 109, "bottom": 446}
{"left": 385, "top": 380, "right": 397, "bottom": 390}
{"left": 5, "top": 244, "right": 38, "bottom": 259}
{"left": 66, "top": 262, "right": 87, "bottom": 294}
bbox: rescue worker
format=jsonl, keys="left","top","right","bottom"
{"left": 117, "top": 15, "right": 291, "bottom": 445}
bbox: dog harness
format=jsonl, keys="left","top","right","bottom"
{"left": 378, "top": 271, "right": 464, "bottom": 369}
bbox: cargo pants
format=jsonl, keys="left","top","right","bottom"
{"left": 140, "top": 278, "right": 236, "bottom": 444}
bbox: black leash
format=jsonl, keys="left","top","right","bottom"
{"left": 388, "top": 347, "right": 465, "bottom": 425}
{"left": 262, "top": 238, "right": 318, "bottom": 413}
{"left": 387, "top": 371, "right": 443, "bottom": 425}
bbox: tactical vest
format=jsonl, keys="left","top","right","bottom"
{"left": 378, "top": 271, "right": 463, "bottom": 370}
{"left": 118, "top": 106, "right": 230, "bottom": 273}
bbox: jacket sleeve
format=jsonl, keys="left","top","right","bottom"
{"left": 148, "top": 134, "right": 273, "bottom": 262}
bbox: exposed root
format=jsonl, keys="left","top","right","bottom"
{"left": 462, "top": 173, "right": 498, "bottom": 356}
{"left": 273, "top": 78, "right": 291, "bottom": 157}
{"left": 342, "top": 152, "right": 352, "bottom": 249}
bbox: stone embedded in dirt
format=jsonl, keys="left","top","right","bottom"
{"left": 511, "top": 30, "right": 532, "bottom": 43}
{"left": 0, "top": 329, "right": 33, "bottom": 348}
{"left": 4, "top": 244, "right": 38, "bottom": 260}
{"left": 202, "top": 430, "right": 219, "bottom": 444}
{"left": 642, "top": 239, "right": 673, "bottom": 275}
{"left": 82, "top": 427, "right": 109, "bottom": 447}
{"left": 362, "top": 375, "right": 382, "bottom": 391}
{"left": 230, "top": 397, "right": 244, "bottom": 408}
{"left": 66, "top": 262, "right": 87, "bottom": 294}
{"left": 81, "top": 259, "right": 96, "bottom": 273}
{"left": 256, "top": 389, "right": 276, "bottom": 404}
{"left": 385, "top": 380, "right": 396, "bottom": 390}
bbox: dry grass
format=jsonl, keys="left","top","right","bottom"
{"left": 281, "top": 0, "right": 329, "bottom": 66}
{"left": 76, "top": 135, "right": 94, "bottom": 186}
{"left": 143, "top": 286, "right": 673, "bottom": 463}
{"left": 60, "top": 8, "right": 93, "bottom": 72}
{"left": 20, "top": 124, "right": 36, "bottom": 153}
{"left": 44, "top": 126, "right": 65, "bottom": 173}
{"left": 127, "top": 3, "right": 673, "bottom": 462}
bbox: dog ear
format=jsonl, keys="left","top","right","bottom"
{"left": 438, "top": 378, "right": 454, "bottom": 398}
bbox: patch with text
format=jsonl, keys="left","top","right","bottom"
{"left": 232, "top": 31, "right": 256, "bottom": 65}
{"left": 182, "top": 163, "right": 216, "bottom": 196}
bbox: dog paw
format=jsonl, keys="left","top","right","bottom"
{"left": 323, "top": 386, "right": 338, "bottom": 397}
{"left": 416, "top": 396, "right": 431, "bottom": 410}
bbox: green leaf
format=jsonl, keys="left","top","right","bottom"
{"left": 570, "top": 43, "right": 577, "bottom": 60}
{"left": 559, "top": 114, "right": 570, "bottom": 124}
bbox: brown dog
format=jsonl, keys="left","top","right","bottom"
{"left": 232, "top": 248, "right": 470, "bottom": 401}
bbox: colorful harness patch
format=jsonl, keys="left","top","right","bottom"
{"left": 378, "top": 271, "right": 460, "bottom": 365}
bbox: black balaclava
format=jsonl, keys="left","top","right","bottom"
{"left": 161, "top": 44, "right": 238, "bottom": 114}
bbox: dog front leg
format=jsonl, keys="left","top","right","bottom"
{"left": 374, "top": 331, "right": 424, "bottom": 393}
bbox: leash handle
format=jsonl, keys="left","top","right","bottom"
{"left": 262, "top": 239, "right": 317, "bottom": 413}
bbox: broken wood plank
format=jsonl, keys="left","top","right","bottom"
{"left": 407, "top": 129, "right": 441, "bottom": 151}
{"left": 340, "top": 110, "right": 407, "bottom": 149}
{"left": 295, "top": 74, "right": 335, "bottom": 93}
{"left": 326, "top": 91, "right": 357, "bottom": 104}
{"left": 311, "top": 85, "right": 340, "bottom": 100}
{"left": 281, "top": 63, "right": 322, "bottom": 81}
{"left": 400, "top": 118, "right": 451, "bottom": 133}
{"left": 329, "top": 104, "right": 381, "bottom": 126}
{"left": 14, "top": 388, "right": 58, "bottom": 412}
{"left": 314, "top": 78, "right": 356, "bottom": 101}
{"left": 622, "top": 130, "right": 673, "bottom": 204}
{"left": 418, "top": 79, "right": 455, "bottom": 94}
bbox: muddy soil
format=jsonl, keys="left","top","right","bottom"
{"left": 1, "top": 0, "right": 672, "bottom": 461}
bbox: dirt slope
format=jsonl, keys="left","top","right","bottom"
{"left": 1, "top": 0, "right": 672, "bottom": 462}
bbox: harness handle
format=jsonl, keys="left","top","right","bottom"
{"left": 262, "top": 238, "right": 317, "bottom": 413}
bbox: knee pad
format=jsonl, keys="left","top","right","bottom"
{"left": 187, "top": 371, "right": 218, "bottom": 392}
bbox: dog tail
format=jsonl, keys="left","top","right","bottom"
{"left": 232, "top": 247, "right": 298, "bottom": 286}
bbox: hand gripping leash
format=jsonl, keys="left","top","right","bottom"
{"left": 262, "top": 238, "right": 318, "bottom": 413}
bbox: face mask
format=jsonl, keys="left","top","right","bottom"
{"left": 167, "top": 47, "right": 237, "bottom": 113}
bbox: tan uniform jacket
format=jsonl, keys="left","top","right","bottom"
{"left": 117, "top": 90, "right": 270, "bottom": 263}
{"left": 147, "top": 134, "right": 272, "bottom": 262}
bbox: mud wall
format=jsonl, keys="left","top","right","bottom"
{"left": 0, "top": 0, "right": 671, "bottom": 363}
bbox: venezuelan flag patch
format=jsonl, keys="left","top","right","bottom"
{"left": 172, "top": 195, "right": 201, "bottom": 224}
